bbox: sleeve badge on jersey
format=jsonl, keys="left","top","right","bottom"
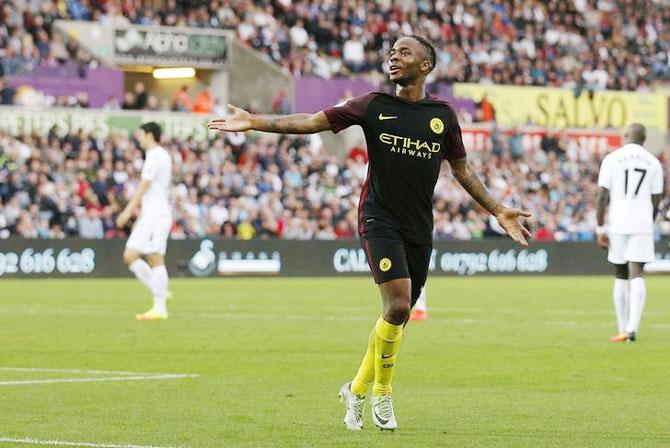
{"left": 430, "top": 118, "right": 444, "bottom": 134}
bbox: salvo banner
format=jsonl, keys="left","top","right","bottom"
{"left": 113, "top": 25, "right": 231, "bottom": 69}
{"left": 453, "top": 83, "right": 668, "bottom": 131}
{"left": 6, "top": 238, "right": 670, "bottom": 278}
{"left": 0, "top": 106, "right": 213, "bottom": 142}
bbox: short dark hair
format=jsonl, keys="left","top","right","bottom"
{"left": 139, "top": 121, "right": 162, "bottom": 143}
{"left": 410, "top": 35, "right": 436, "bottom": 72}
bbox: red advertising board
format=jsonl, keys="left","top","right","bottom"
{"left": 461, "top": 126, "right": 622, "bottom": 153}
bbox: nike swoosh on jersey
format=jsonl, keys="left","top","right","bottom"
{"left": 381, "top": 353, "right": 393, "bottom": 359}
{"left": 378, "top": 113, "right": 398, "bottom": 121}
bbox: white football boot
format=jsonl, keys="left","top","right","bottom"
{"left": 371, "top": 394, "right": 397, "bottom": 430}
{"left": 338, "top": 382, "right": 364, "bottom": 430}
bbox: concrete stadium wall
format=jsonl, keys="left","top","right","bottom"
{"left": 3, "top": 239, "right": 670, "bottom": 279}
{"left": 228, "top": 42, "right": 293, "bottom": 113}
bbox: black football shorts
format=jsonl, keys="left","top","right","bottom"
{"left": 359, "top": 217, "right": 432, "bottom": 306}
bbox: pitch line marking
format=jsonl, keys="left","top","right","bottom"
{"left": 0, "top": 374, "right": 198, "bottom": 386}
{"left": 0, "top": 367, "right": 199, "bottom": 387}
{"left": 0, "top": 436, "right": 182, "bottom": 448}
{"left": 0, "top": 367, "right": 152, "bottom": 376}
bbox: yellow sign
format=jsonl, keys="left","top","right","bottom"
{"left": 430, "top": 117, "right": 444, "bottom": 134}
{"left": 453, "top": 83, "right": 668, "bottom": 131}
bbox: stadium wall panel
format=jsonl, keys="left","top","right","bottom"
{"left": 3, "top": 239, "right": 670, "bottom": 278}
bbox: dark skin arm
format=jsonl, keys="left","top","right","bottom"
{"left": 596, "top": 186, "right": 609, "bottom": 248}
{"left": 652, "top": 193, "right": 661, "bottom": 219}
{"left": 207, "top": 105, "right": 332, "bottom": 134}
{"left": 448, "top": 156, "right": 532, "bottom": 246}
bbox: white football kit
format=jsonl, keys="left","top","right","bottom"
{"left": 597, "top": 143, "right": 663, "bottom": 264}
{"left": 126, "top": 146, "right": 173, "bottom": 255}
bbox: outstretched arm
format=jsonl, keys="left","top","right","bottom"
{"left": 207, "top": 105, "right": 332, "bottom": 134}
{"left": 448, "top": 156, "right": 532, "bottom": 246}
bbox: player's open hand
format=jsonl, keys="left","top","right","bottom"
{"left": 495, "top": 208, "right": 533, "bottom": 246}
{"left": 116, "top": 210, "right": 132, "bottom": 229}
{"left": 207, "top": 105, "right": 253, "bottom": 133}
{"left": 597, "top": 233, "right": 609, "bottom": 249}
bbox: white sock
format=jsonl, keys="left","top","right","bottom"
{"left": 129, "top": 259, "right": 153, "bottom": 292}
{"left": 415, "top": 287, "right": 427, "bottom": 312}
{"left": 612, "top": 279, "right": 629, "bottom": 333}
{"left": 151, "top": 265, "right": 169, "bottom": 314}
{"left": 625, "top": 277, "right": 646, "bottom": 334}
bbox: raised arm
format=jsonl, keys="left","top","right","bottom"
{"left": 207, "top": 105, "right": 332, "bottom": 134}
{"left": 448, "top": 156, "right": 532, "bottom": 246}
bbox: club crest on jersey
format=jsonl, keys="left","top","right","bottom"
{"left": 430, "top": 118, "right": 444, "bottom": 134}
{"left": 379, "top": 258, "right": 392, "bottom": 272}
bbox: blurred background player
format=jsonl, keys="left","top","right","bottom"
{"left": 410, "top": 287, "right": 428, "bottom": 321}
{"left": 116, "top": 122, "right": 173, "bottom": 321}
{"left": 596, "top": 123, "right": 663, "bottom": 342}
{"left": 208, "top": 35, "right": 531, "bottom": 431}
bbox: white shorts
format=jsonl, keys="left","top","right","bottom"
{"left": 126, "top": 215, "right": 172, "bottom": 255}
{"left": 607, "top": 233, "right": 655, "bottom": 264}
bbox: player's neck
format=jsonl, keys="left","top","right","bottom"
{"left": 395, "top": 83, "right": 425, "bottom": 102}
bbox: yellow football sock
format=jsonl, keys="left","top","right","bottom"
{"left": 373, "top": 316, "right": 403, "bottom": 397}
{"left": 350, "top": 328, "right": 375, "bottom": 396}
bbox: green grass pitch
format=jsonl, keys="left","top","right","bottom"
{"left": 0, "top": 276, "right": 669, "bottom": 447}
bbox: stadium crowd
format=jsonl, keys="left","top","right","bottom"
{"left": 1, "top": 0, "right": 669, "bottom": 242}
{"left": 0, "top": 0, "right": 97, "bottom": 78}
{"left": 2, "top": 0, "right": 669, "bottom": 91}
{"left": 1, "top": 127, "right": 668, "bottom": 242}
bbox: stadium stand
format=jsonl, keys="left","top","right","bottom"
{"left": 13, "top": 0, "right": 666, "bottom": 89}
{"left": 1, "top": 126, "right": 666, "bottom": 241}
{"left": 1, "top": 1, "right": 668, "bottom": 241}
{"left": 3, "top": 1, "right": 669, "bottom": 90}
{"left": 0, "top": 0, "right": 97, "bottom": 78}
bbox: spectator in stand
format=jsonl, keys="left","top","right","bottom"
{"left": 193, "top": 88, "right": 214, "bottom": 114}
{"left": 122, "top": 92, "right": 135, "bottom": 110}
{"left": 509, "top": 128, "right": 524, "bottom": 160}
{"left": 1, "top": 113, "right": 669, "bottom": 242}
{"left": 477, "top": 94, "right": 496, "bottom": 122}
{"left": 0, "top": 77, "right": 16, "bottom": 105}
{"left": 74, "top": 92, "right": 89, "bottom": 108}
{"left": 342, "top": 33, "right": 366, "bottom": 73}
{"left": 271, "top": 89, "right": 292, "bottom": 115}
{"left": 172, "top": 85, "right": 192, "bottom": 112}
{"left": 78, "top": 208, "right": 104, "bottom": 239}
{"left": 132, "top": 82, "right": 148, "bottom": 110}
{"left": 103, "top": 95, "right": 121, "bottom": 110}
{"left": 541, "top": 132, "right": 567, "bottom": 159}
{"left": 3, "top": 0, "right": 670, "bottom": 93}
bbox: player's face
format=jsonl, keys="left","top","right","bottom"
{"left": 389, "top": 38, "right": 429, "bottom": 86}
{"left": 137, "top": 129, "right": 151, "bottom": 150}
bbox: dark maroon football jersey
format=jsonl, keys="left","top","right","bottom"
{"left": 323, "top": 92, "right": 466, "bottom": 244}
